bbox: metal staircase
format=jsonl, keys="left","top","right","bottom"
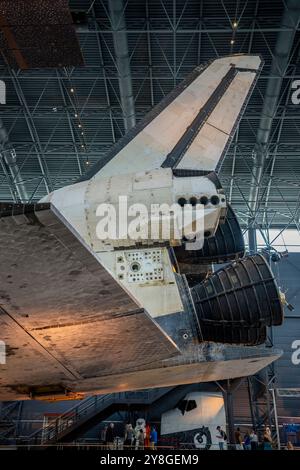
{"left": 29, "top": 394, "right": 113, "bottom": 445}
{"left": 27, "top": 388, "right": 173, "bottom": 446}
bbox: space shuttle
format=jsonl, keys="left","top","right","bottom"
{"left": 0, "top": 55, "right": 284, "bottom": 401}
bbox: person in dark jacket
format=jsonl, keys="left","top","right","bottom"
{"left": 243, "top": 430, "right": 251, "bottom": 450}
{"left": 106, "top": 422, "right": 116, "bottom": 450}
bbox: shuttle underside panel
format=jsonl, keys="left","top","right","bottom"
{"left": 0, "top": 202, "right": 180, "bottom": 399}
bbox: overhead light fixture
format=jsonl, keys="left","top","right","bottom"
{"left": 70, "top": 88, "right": 74, "bottom": 93}
{"left": 230, "top": 39, "right": 235, "bottom": 45}
{"left": 233, "top": 21, "right": 238, "bottom": 28}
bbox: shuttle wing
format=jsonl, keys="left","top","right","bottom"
{"left": 82, "top": 55, "right": 262, "bottom": 180}
{"left": 0, "top": 203, "right": 179, "bottom": 399}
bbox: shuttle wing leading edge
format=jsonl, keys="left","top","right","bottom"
{"left": 81, "top": 55, "right": 262, "bottom": 180}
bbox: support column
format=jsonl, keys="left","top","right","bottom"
{"left": 225, "top": 383, "right": 235, "bottom": 449}
{"left": 108, "top": 0, "right": 136, "bottom": 133}
{"left": 216, "top": 378, "right": 244, "bottom": 450}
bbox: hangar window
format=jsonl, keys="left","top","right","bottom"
{"left": 248, "top": 229, "right": 300, "bottom": 253}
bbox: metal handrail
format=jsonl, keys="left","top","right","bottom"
{"left": 26, "top": 388, "right": 172, "bottom": 444}
{"left": 28, "top": 394, "right": 113, "bottom": 443}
